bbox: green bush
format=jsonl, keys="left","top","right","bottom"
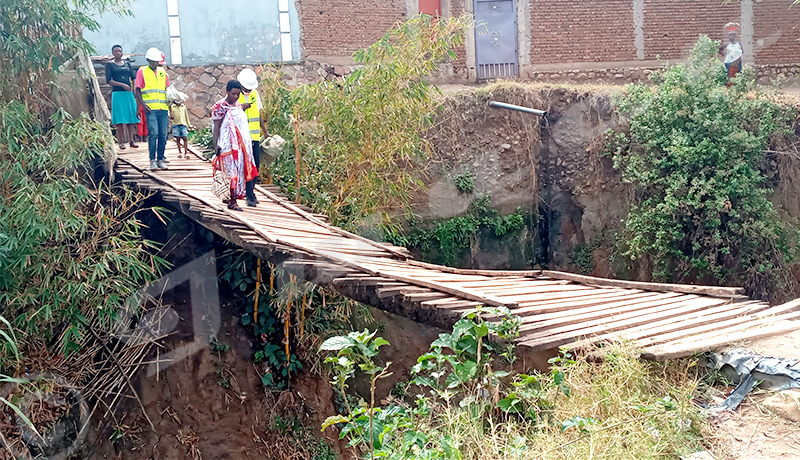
{"left": 610, "top": 36, "right": 799, "bottom": 292}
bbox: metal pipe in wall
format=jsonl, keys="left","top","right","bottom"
{"left": 488, "top": 101, "right": 547, "bottom": 117}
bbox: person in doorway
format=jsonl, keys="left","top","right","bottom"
{"left": 211, "top": 80, "right": 258, "bottom": 211}
{"left": 134, "top": 47, "right": 170, "bottom": 170}
{"left": 106, "top": 45, "right": 139, "bottom": 149}
{"left": 237, "top": 68, "right": 268, "bottom": 207}
{"left": 719, "top": 23, "right": 743, "bottom": 87}
{"left": 170, "top": 100, "right": 190, "bottom": 158}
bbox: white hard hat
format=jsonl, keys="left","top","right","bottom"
{"left": 145, "top": 47, "right": 163, "bottom": 62}
{"left": 237, "top": 68, "right": 259, "bottom": 90}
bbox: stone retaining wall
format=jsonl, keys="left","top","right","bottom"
{"left": 95, "top": 60, "right": 799, "bottom": 129}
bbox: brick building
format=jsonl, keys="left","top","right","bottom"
{"left": 88, "top": 0, "right": 800, "bottom": 126}
{"left": 297, "top": 0, "right": 800, "bottom": 81}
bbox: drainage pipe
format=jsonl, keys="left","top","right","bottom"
{"left": 488, "top": 101, "right": 547, "bottom": 117}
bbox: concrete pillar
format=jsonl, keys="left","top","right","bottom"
{"left": 518, "top": 0, "right": 531, "bottom": 75}
{"left": 633, "top": 0, "right": 644, "bottom": 60}
{"left": 740, "top": 0, "right": 754, "bottom": 64}
{"left": 464, "top": 0, "right": 477, "bottom": 81}
{"left": 406, "top": 0, "right": 419, "bottom": 18}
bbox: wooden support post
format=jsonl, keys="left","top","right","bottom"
{"left": 293, "top": 108, "right": 301, "bottom": 203}
{"left": 254, "top": 258, "right": 261, "bottom": 323}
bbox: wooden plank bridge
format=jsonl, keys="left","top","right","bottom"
{"left": 114, "top": 143, "right": 800, "bottom": 360}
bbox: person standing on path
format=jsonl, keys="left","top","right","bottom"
{"left": 719, "top": 23, "right": 743, "bottom": 87}
{"left": 211, "top": 80, "right": 258, "bottom": 211}
{"left": 106, "top": 45, "right": 139, "bottom": 149}
{"left": 170, "top": 100, "right": 190, "bottom": 158}
{"left": 237, "top": 68, "right": 267, "bottom": 207}
{"left": 135, "top": 47, "right": 170, "bottom": 170}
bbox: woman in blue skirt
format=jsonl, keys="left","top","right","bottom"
{"left": 106, "top": 44, "right": 139, "bottom": 149}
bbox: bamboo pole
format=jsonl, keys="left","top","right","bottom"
{"left": 254, "top": 258, "right": 261, "bottom": 323}
{"left": 293, "top": 108, "right": 301, "bottom": 203}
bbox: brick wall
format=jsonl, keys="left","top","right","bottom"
{"left": 291, "top": 0, "right": 800, "bottom": 80}
{"left": 529, "top": 0, "right": 636, "bottom": 63}
{"left": 297, "top": 0, "right": 408, "bottom": 57}
{"left": 753, "top": 0, "right": 800, "bottom": 65}
{"left": 642, "top": 0, "right": 740, "bottom": 60}
{"left": 447, "top": 0, "right": 468, "bottom": 69}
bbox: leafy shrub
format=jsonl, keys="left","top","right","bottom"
{"left": 610, "top": 36, "right": 799, "bottom": 292}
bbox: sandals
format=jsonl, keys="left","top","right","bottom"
{"left": 227, "top": 201, "right": 243, "bottom": 211}
{"left": 119, "top": 143, "right": 126, "bottom": 149}
{"left": 177, "top": 153, "right": 184, "bottom": 158}
{"left": 129, "top": 142, "right": 139, "bottom": 148}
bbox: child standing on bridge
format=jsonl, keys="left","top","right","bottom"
{"left": 170, "top": 98, "right": 190, "bottom": 158}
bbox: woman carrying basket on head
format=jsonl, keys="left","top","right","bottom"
{"left": 719, "top": 22, "right": 743, "bottom": 87}
{"left": 211, "top": 80, "right": 258, "bottom": 211}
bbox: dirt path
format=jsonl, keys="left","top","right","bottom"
{"left": 712, "top": 330, "right": 800, "bottom": 460}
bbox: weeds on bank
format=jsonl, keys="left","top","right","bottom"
{"left": 321, "top": 308, "right": 712, "bottom": 460}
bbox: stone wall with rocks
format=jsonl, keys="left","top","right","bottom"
{"left": 94, "top": 59, "right": 798, "bottom": 130}
{"left": 525, "top": 63, "right": 800, "bottom": 86}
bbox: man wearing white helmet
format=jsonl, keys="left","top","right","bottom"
{"left": 134, "top": 47, "right": 170, "bottom": 170}
{"left": 237, "top": 68, "right": 267, "bottom": 207}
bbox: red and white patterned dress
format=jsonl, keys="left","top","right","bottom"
{"left": 211, "top": 98, "right": 258, "bottom": 199}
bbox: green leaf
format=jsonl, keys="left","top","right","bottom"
{"left": 319, "top": 336, "right": 353, "bottom": 351}
{"left": 452, "top": 361, "right": 477, "bottom": 383}
{"left": 321, "top": 415, "right": 350, "bottom": 431}
{"left": 0, "top": 396, "right": 39, "bottom": 438}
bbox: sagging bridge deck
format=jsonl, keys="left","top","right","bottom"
{"left": 114, "top": 143, "right": 800, "bottom": 360}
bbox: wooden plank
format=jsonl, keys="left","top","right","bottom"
{"left": 642, "top": 317, "right": 800, "bottom": 360}
{"left": 632, "top": 299, "right": 800, "bottom": 349}
{"left": 519, "top": 293, "right": 696, "bottom": 328}
{"left": 512, "top": 290, "right": 651, "bottom": 315}
{"left": 420, "top": 298, "right": 481, "bottom": 308}
{"left": 406, "top": 260, "right": 542, "bottom": 277}
{"left": 619, "top": 302, "right": 773, "bottom": 350}
{"left": 519, "top": 293, "right": 710, "bottom": 336}
{"left": 564, "top": 301, "right": 769, "bottom": 350}
{"left": 375, "top": 286, "right": 430, "bottom": 298}
{"left": 521, "top": 297, "right": 742, "bottom": 346}
{"left": 518, "top": 296, "right": 723, "bottom": 350}
{"left": 333, "top": 277, "right": 398, "bottom": 286}
{"left": 542, "top": 270, "right": 746, "bottom": 297}
{"left": 403, "top": 292, "right": 450, "bottom": 302}
{"left": 451, "top": 277, "right": 559, "bottom": 288}
{"left": 479, "top": 283, "right": 598, "bottom": 297}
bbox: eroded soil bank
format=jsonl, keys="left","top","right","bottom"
{"left": 418, "top": 83, "right": 800, "bottom": 295}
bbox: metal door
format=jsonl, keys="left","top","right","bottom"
{"left": 419, "top": 0, "right": 441, "bottom": 16}
{"left": 474, "top": 0, "right": 518, "bottom": 79}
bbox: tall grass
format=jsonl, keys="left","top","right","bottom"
{"left": 260, "top": 14, "right": 470, "bottom": 236}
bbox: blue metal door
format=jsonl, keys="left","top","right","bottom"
{"left": 474, "top": 0, "right": 518, "bottom": 79}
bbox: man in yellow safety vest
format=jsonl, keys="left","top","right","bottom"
{"left": 135, "top": 47, "right": 170, "bottom": 170}
{"left": 237, "top": 68, "right": 268, "bottom": 207}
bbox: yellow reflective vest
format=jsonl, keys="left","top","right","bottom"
{"left": 238, "top": 90, "right": 261, "bottom": 141}
{"left": 139, "top": 65, "right": 168, "bottom": 111}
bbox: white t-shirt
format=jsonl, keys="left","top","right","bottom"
{"left": 725, "top": 42, "right": 743, "bottom": 64}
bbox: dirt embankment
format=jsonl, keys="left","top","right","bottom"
{"left": 420, "top": 83, "right": 629, "bottom": 274}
